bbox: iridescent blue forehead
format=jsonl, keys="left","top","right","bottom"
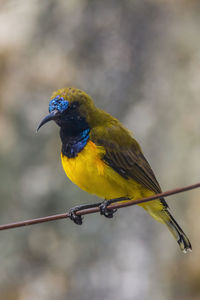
{"left": 49, "top": 96, "right": 69, "bottom": 113}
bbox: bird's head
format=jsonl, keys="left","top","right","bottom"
{"left": 37, "top": 87, "right": 97, "bottom": 132}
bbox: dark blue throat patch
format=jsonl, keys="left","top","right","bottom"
{"left": 61, "top": 128, "right": 90, "bottom": 158}
{"left": 52, "top": 94, "right": 90, "bottom": 158}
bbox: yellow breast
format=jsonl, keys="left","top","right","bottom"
{"left": 61, "top": 139, "right": 161, "bottom": 219}
{"left": 61, "top": 140, "right": 139, "bottom": 200}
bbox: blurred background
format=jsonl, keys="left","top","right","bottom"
{"left": 0, "top": 0, "right": 200, "bottom": 299}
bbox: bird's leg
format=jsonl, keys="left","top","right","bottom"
{"left": 69, "top": 202, "right": 102, "bottom": 225}
{"left": 69, "top": 196, "right": 130, "bottom": 224}
{"left": 99, "top": 196, "right": 130, "bottom": 218}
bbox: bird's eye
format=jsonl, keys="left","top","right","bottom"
{"left": 71, "top": 102, "right": 78, "bottom": 109}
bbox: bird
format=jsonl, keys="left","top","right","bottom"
{"left": 37, "top": 87, "right": 192, "bottom": 253}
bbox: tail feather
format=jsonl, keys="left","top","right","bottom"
{"left": 164, "top": 210, "right": 192, "bottom": 253}
{"left": 141, "top": 200, "right": 192, "bottom": 252}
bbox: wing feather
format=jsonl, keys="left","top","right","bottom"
{"left": 90, "top": 123, "right": 168, "bottom": 208}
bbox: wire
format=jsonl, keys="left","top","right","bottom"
{"left": 0, "top": 182, "right": 199, "bottom": 231}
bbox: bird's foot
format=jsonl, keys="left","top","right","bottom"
{"left": 99, "top": 197, "right": 130, "bottom": 219}
{"left": 68, "top": 197, "right": 130, "bottom": 224}
{"left": 99, "top": 200, "right": 117, "bottom": 218}
{"left": 68, "top": 202, "right": 102, "bottom": 225}
{"left": 69, "top": 206, "right": 83, "bottom": 225}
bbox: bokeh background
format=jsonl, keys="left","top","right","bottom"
{"left": 0, "top": 0, "right": 200, "bottom": 299}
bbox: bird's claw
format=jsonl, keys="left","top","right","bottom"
{"left": 69, "top": 207, "right": 83, "bottom": 225}
{"left": 99, "top": 200, "right": 117, "bottom": 218}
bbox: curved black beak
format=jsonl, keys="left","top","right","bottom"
{"left": 36, "top": 110, "right": 59, "bottom": 132}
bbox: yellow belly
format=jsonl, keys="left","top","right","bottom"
{"left": 61, "top": 141, "right": 148, "bottom": 200}
{"left": 61, "top": 141, "right": 170, "bottom": 227}
{"left": 61, "top": 140, "right": 165, "bottom": 223}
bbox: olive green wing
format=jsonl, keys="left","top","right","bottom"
{"left": 90, "top": 122, "right": 166, "bottom": 205}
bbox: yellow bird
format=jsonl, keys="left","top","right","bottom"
{"left": 37, "top": 87, "right": 192, "bottom": 253}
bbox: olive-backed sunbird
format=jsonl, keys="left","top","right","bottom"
{"left": 37, "top": 87, "right": 191, "bottom": 253}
